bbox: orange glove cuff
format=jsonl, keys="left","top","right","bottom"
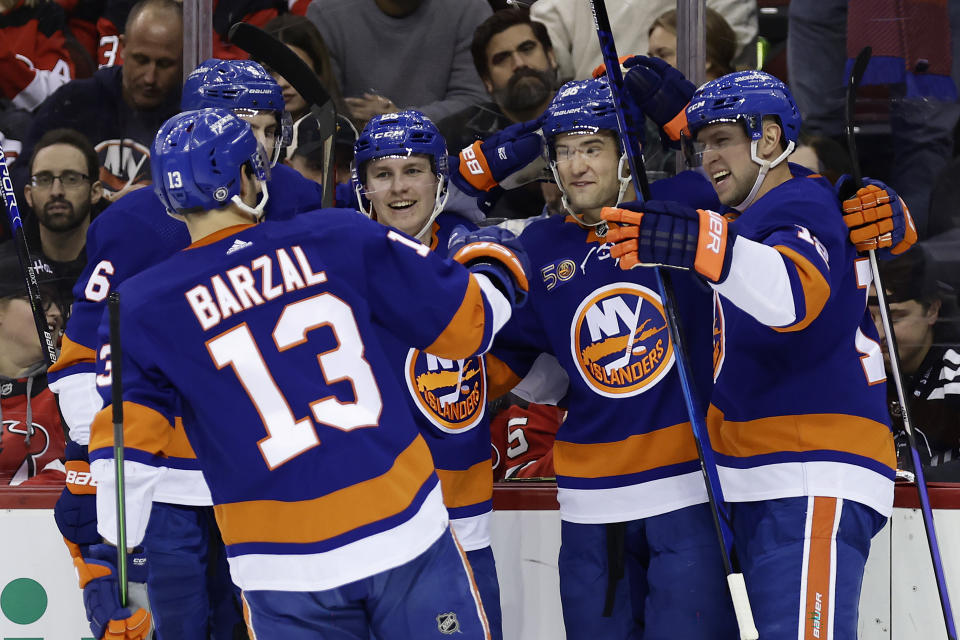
{"left": 459, "top": 141, "right": 498, "bottom": 192}
{"left": 453, "top": 242, "right": 529, "bottom": 294}
{"left": 65, "top": 459, "right": 97, "bottom": 495}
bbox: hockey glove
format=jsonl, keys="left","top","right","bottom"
{"left": 449, "top": 118, "right": 546, "bottom": 197}
{"left": 67, "top": 541, "right": 151, "bottom": 640}
{"left": 54, "top": 441, "right": 100, "bottom": 545}
{"left": 836, "top": 175, "right": 917, "bottom": 256}
{"left": 448, "top": 225, "right": 530, "bottom": 307}
{"left": 601, "top": 200, "right": 737, "bottom": 283}
{"left": 594, "top": 55, "right": 695, "bottom": 147}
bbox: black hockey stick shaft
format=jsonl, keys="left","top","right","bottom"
{"left": 0, "top": 143, "right": 58, "bottom": 367}
{"left": 228, "top": 22, "right": 338, "bottom": 208}
{"left": 588, "top": 2, "right": 756, "bottom": 637}
{"left": 846, "top": 46, "right": 957, "bottom": 638}
{"left": 108, "top": 292, "right": 129, "bottom": 607}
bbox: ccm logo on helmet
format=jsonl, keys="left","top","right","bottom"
{"left": 372, "top": 130, "right": 404, "bottom": 139}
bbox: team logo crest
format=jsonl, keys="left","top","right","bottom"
{"left": 213, "top": 186, "right": 229, "bottom": 202}
{"left": 570, "top": 283, "right": 674, "bottom": 398}
{"left": 436, "top": 612, "right": 461, "bottom": 634}
{"left": 405, "top": 350, "right": 486, "bottom": 433}
{"left": 712, "top": 292, "right": 725, "bottom": 381}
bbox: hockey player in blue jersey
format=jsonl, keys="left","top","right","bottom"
{"left": 603, "top": 70, "right": 901, "bottom": 639}
{"left": 457, "top": 76, "right": 739, "bottom": 639}
{"left": 89, "top": 106, "right": 528, "bottom": 639}
{"left": 352, "top": 109, "right": 504, "bottom": 639}
{"left": 48, "top": 59, "right": 324, "bottom": 640}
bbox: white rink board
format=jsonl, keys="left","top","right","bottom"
{"left": 1, "top": 507, "right": 958, "bottom": 639}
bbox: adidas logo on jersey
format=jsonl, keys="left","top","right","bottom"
{"left": 226, "top": 238, "right": 253, "bottom": 255}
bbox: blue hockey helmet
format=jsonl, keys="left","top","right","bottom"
{"left": 182, "top": 59, "right": 292, "bottom": 165}
{"left": 151, "top": 108, "right": 271, "bottom": 219}
{"left": 686, "top": 71, "right": 801, "bottom": 144}
{"left": 542, "top": 77, "right": 621, "bottom": 155}
{"left": 351, "top": 110, "right": 449, "bottom": 241}
{"left": 352, "top": 110, "right": 448, "bottom": 184}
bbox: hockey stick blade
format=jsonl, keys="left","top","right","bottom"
{"left": 845, "top": 47, "right": 871, "bottom": 187}
{"left": 229, "top": 22, "right": 333, "bottom": 126}
{"left": 229, "top": 22, "right": 338, "bottom": 207}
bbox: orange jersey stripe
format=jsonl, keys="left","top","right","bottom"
{"left": 772, "top": 245, "right": 831, "bottom": 333}
{"left": 707, "top": 406, "right": 896, "bottom": 470}
{"left": 425, "top": 276, "right": 485, "bottom": 360}
{"left": 49, "top": 334, "right": 96, "bottom": 374}
{"left": 166, "top": 418, "right": 198, "bottom": 459}
{"left": 436, "top": 459, "right": 493, "bottom": 509}
{"left": 803, "top": 496, "right": 838, "bottom": 639}
{"left": 484, "top": 353, "right": 522, "bottom": 401}
{"left": 89, "top": 402, "right": 173, "bottom": 455}
{"left": 554, "top": 421, "right": 699, "bottom": 479}
{"left": 214, "top": 434, "right": 435, "bottom": 546}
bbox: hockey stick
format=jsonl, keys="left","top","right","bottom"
{"left": 108, "top": 291, "right": 129, "bottom": 607}
{"left": 0, "top": 143, "right": 59, "bottom": 367}
{"left": 588, "top": 2, "right": 758, "bottom": 638}
{"left": 228, "top": 22, "right": 338, "bottom": 208}
{"left": 845, "top": 46, "right": 957, "bottom": 639}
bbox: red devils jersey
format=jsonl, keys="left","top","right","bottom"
{"left": 0, "top": 0, "right": 75, "bottom": 110}
{"left": 0, "top": 372, "right": 66, "bottom": 487}
{"left": 490, "top": 401, "right": 562, "bottom": 481}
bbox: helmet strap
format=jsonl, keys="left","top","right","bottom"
{"left": 615, "top": 152, "right": 631, "bottom": 205}
{"left": 549, "top": 159, "right": 605, "bottom": 228}
{"left": 735, "top": 138, "right": 795, "bottom": 211}
{"left": 412, "top": 176, "right": 449, "bottom": 243}
{"left": 231, "top": 177, "right": 270, "bottom": 221}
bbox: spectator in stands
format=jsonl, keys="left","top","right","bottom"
{"left": 788, "top": 130, "right": 853, "bottom": 185}
{"left": 263, "top": 13, "right": 345, "bottom": 122}
{"left": 16, "top": 0, "right": 182, "bottom": 202}
{"left": 96, "top": 0, "right": 285, "bottom": 67}
{"left": 647, "top": 8, "right": 736, "bottom": 81}
{"left": 874, "top": 248, "right": 960, "bottom": 482}
{"left": 439, "top": 7, "right": 558, "bottom": 152}
{"left": 788, "top": 0, "right": 960, "bottom": 230}
{"left": 0, "top": 0, "right": 79, "bottom": 112}
{"left": 642, "top": 8, "right": 739, "bottom": 178}
{"left": 0, "top": 243, "right": 66, "bottom": 488}
{"left": 306, "top": 0, "right": 492, "bottom": 126}
{"left": 22, "top": 128, "right": 103, "bottom": 312}
{"left": 530, "top": 0, "right": 757, "bottom": 82}
{"left": 440, "top": 8, "right": 560, "bottom": 219}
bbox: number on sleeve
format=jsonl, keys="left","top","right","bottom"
{"left": 854, "top": 258, "right": 885, "bottom": 385}
{"left": 206, "top": 293, "right": 383, "bottom": 469}
{"left": 84, "top": 260, "right": 115, "bottom": 302}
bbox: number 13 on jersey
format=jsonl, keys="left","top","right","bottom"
{"left": 207, "top": 292, "right": 383, "bottom": 469}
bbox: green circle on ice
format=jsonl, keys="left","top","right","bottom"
{"left": 0, "top": 578, "right": 47, "bottom": 624}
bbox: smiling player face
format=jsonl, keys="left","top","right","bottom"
{"left": 363, "top": 154, "right": 439, "bottom": 238}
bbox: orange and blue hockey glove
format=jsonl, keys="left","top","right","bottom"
{"left": 449, "top": 118, "right": 546, "bottom": 197}
{"left": 54, "top": 441, "right": 99, "bottom": 545}
{"left": 594, "top": 55, "right": 695, "bottom": 147}
{"left": 66, "top": 541, "right": 151, "bottom": 640}
{"left": 837, "top": 175, "right": 917, "bottom": 256}
{"left": 448, "top": 225, "right": 530, "bottom": 307}
{"left": 601, "top": 200, "right": 737, "bottom": 283}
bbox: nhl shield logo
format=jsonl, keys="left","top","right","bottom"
{"left": 570, "top": 283, "right": 674, "bottom": 398}
{"left": 405, "top": 350, "right": 486, "bottom": 433}
{"left": 436, "top": 612, "right": 461, "bottom": 634}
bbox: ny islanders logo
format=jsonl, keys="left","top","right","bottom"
{"left": 713, "top": 292, "right": 726, "bottom": 381}
{"left": 570, "top": 283, "right": 674, "bottom": 397}
{"left": 405, "top": 350, "right": 486, "bottom": 433}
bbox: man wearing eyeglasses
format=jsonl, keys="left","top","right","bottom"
{"left": 22, "top": 128, "right": 104, "bottom": 314}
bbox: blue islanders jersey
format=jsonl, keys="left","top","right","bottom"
{"left": 87, "top": 210, "right": 512, "bottom": 592}
{"left": 708, "top": 165, "right": 895, "bottom": 516}
{"left": 490, "top": 172, "right": 720, "bottom": 524}
{"left": 395, "top": 212, "right": 492, "bottom": 552}
{"left": 47, "top": 164, "right": 324, "bottom": 505}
